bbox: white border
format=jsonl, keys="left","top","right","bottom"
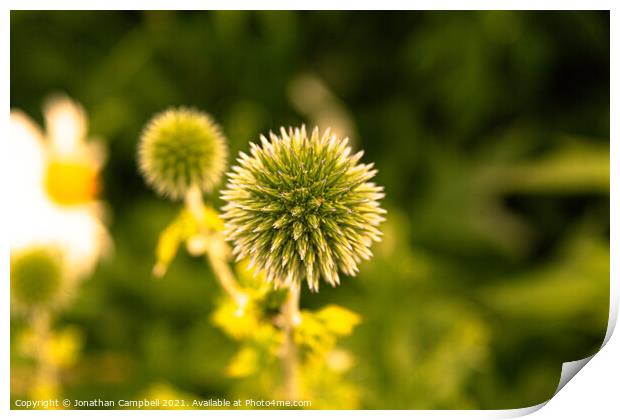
{"left": 2, "top": 3, "right": 616, "bottom": 419}
{"left": 1, "top": 1, "right": 617, "bottom": 11}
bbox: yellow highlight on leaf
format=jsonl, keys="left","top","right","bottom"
{"left": 202, "top": 206, "right": 225, "bottom": 231}
{"left": 29, "top": 380, "right": 61, "bottom": 408}
{"left": 296, "top": 305, "right": 361, "bottom": 359}
{"left": 17, "top": 325, "right": 83, "bottom": 368}
{"left": 325, "top": 349, "right": 355, "bottom": 373}
{"left": 211, "top": 299, "right": 260, "bottom": 340}
{"left": 153, "top": 219, "right": 184, "bottom": 278}
{"left": 316, "top": 305, "right": 361, "bottom": 336}
{"left": 226, "top": 347, "right": 260, "bottom": 377}
{"left": 153, "top": 205, "right": 226, "bottom": 277}
{"left": 48, "top": 326, "right": 84, "bottom": 368}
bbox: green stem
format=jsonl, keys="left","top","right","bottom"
{"left": 184, "top": 185, "right": 247, "bottom": 307}
{"left": 282, "top": 285, "right": 301, "bottom": 400}
{"left": 204, "top": 246, "right": 248, "bottom": 307}
{"left": 31, "top": 309, "right": 58, "bottom": 398}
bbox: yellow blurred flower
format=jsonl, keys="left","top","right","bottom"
{"left": 29, "top": 379, "right": 61, "bottom": 409}
{"left": 9, "top": 95, "right": 111, "bottom": 280}
{"left": 18, "top": 325, "right": 84, "bottom": 368}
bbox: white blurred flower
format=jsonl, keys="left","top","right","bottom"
{"left": 9, "top": 94, "right": 111, "bottom": 281}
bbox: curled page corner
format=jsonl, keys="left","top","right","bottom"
{"left": 498, "top": 355, "right": 599, "bottom": 418}
{"left": 499, "top": 288, "right": 618, "bottom": 419}
{"left": 554, "top": 355, "right": 595, "bottom": 395}
{"left": 543, "top": 293, "right": 616, "bottom": 409}
{"left": 547, "top": 275, "right": 619, "bottom": 396}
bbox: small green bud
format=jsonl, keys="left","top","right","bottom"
{"left": 11, "top": 247, "right": 64, "bottom": 311}
{"left": 138, "top": 107, "right": 228, "bottom": 200}
{"left": 221, "top": 126, "right": 386, "bottom": 291}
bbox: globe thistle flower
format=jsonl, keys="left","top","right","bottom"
{"left": 138, "top": 108, "right": 228, "bottom": 200}
{"left": 221, "top": 126, "right": 386, "bottom": 291}
{"left": 11, "top": 247, "right": 65, "bottom": 312}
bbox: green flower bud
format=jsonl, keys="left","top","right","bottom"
{"left": 221, "top": 126, "right": 386, "bottom": 291}
{"left": 11, "top": 247, "right": 64, "bottom": 311}
{"left": 138, "top": 108, "right": 228, "bottom": 200}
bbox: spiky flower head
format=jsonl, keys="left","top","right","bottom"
{"left": 138, "top": 107, "right": 228, "bottom": 200}
{"left": 11, "top": 247, "right": 64, "bottom": 312}
{"left": 221, "top": 126, "right": 386, "bottom": 291}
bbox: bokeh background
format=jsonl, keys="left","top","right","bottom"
{"left": 10, "top": 10, "right": 610, "bottom": 409}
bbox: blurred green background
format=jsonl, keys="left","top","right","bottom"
{"left": 10, "top": 11, "right": 609, "bottom": 409}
